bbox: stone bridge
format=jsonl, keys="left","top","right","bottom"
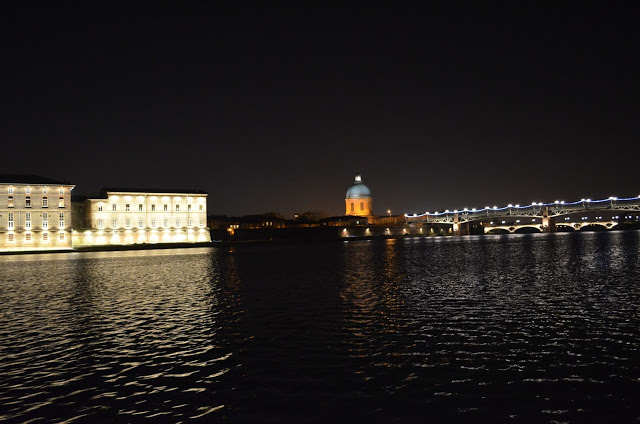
{"left": 405, "top": 196, "right": 639, "bottom": 235}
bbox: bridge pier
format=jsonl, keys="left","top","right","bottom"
{"left": 541, "top": 207, "right": 556, "bottom": 233}
{"left": 453, "top": 213, "right": 470, "bottom": 236}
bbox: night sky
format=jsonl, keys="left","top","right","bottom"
{"left": 2, "top": 2, "right": 638, "bottom": 217}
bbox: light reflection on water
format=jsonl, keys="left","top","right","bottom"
{"left": 1, "top": 233, "right": 640, "bottom": 422}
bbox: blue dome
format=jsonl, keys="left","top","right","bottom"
{"left": 346, "top": 184, "right": 372, "bottom": 198}
{"left": 346, "top": 173, "right": 372, "bottom": 199}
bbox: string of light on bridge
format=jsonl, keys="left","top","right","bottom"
{"left": 404, "top": 195, "right": 640, "bottom": 218}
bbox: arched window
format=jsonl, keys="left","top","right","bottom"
{"left": 350, "top": 203, "right": 354, "bottom": 212}
{"left": 360, "top": 202, "right": 364, "bottom": 211}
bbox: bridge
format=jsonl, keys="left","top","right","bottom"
{"left": 404, "top": 196, "right": 640, "bottom": 235}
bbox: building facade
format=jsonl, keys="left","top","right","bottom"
{"left": 345, "top": 172, "right": 374, "bottom": 221}
{"left": 0, "top": 175, "right": 75, "bottom": 252}
{"left": 72, "top": 189, "right": 211, "bottom": 247}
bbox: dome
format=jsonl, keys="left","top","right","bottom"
{"left": 346, "top": 173, "right": 372, "bottom": 199}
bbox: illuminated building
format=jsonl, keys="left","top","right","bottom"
{"left": 345, "top": 172, "right": 373, "bottom": 221}
{"left": 0, "top": 175, "right": 75, "bottom": 252}
{"left": 72, "top": 188, "right": 211, "bottom": 247}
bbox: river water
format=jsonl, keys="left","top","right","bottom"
{"left": 1, "top": 231, "right": 639, "bottom": 423}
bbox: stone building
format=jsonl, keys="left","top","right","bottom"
{"left": 345, "top": 172, "right": 373, "bottom": 222}
{"left": 0, "top": 174, "right": 75, "bottom": 252}
{"left": 72, "top": 188, "right": 211, "bottom": 247}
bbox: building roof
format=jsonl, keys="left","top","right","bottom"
{"left": 0, "top": 174, "right": 73, "bottom": 185}
{"left": 100, "top": 187, "right": 208, "bottom": 196}
{"left": 345, "top": 173, "right": 372, "bottom": 199}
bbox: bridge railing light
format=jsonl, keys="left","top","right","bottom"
{"left": 508, "top": 204, "right": 513, "bottom": 207}
{"left": 586, "top": 199, "right": 591, "bottom": 202}
{"left": 515, "top": 204, "right": 520, "bottom": 207}
{"left": 493, "top": 206, "right": 497, "bottom": 209}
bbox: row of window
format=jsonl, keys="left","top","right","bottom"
{"left": 96, "top": 217, "right": 204, "bottom": 229}
{"left": 6, "top": 212, "right": 64, "bottom": 230}
{"left": 350, "top": 202, "right": 371, "bottom": 212}
{"left": 98, "top": 203, "right": 204, "bottom": 212}
{"left": 6, "top": 232, "right": 65, "bottom": 242}
{"left": 6, "top": 196, "right": 65, "bottom": 208}
{"left": 5, "top": 187, "right": 65, "bottom": 194}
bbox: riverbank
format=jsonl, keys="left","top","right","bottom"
{"left": 0, "top": 242, "right": 215, "bottom": 255}
{"left": 0, "top": 234, "right": 436, "bottom": 255}
{"left": 4, "top": 226, "right": 639, "bottom": 255}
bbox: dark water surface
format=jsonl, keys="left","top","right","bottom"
{"left": 1, "top": 231, "right": 640, "bottom": 423}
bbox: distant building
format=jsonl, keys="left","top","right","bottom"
{"left": 345, "top": 172, "right": 373, "bottom": 221}
{"left": 208, "top": 213, "right": 285, "bottom": 238}
{"left": 0, "top": 174, "right": 75, "bottom": 252}
{"left": 321, "top": 215, "right": 365, "bottom": 227}
{"left": 72, "top": 188, "right": 211, "bottom": 247}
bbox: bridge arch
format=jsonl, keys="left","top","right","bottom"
{"left": 556, "top": 223, "right": 577, "bottom": 231}
{"left": 486, "top": 228, "right": 510, "bottom": 235}
{"left": 513, "top": 225, "right": 543, "bottom": 234}
{"left": 579, "top": 223, "right": 609, "bottom": 231}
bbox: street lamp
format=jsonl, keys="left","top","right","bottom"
{"left": 387, "top": 209, "right": 391, "bottom": 218}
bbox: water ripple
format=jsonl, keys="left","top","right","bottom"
{"left": 1, "top": 235, "right": 640, "bottom": 422}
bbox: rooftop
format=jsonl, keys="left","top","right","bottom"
{"left": 0, "top": 174, "right": 73, "bottom": 185}
{"left": 100, "top": 187, "right": 208, "bottom": 196}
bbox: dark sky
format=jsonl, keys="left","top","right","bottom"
{"left": 2, "top": 2, "right": 638, "bottom": 217}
